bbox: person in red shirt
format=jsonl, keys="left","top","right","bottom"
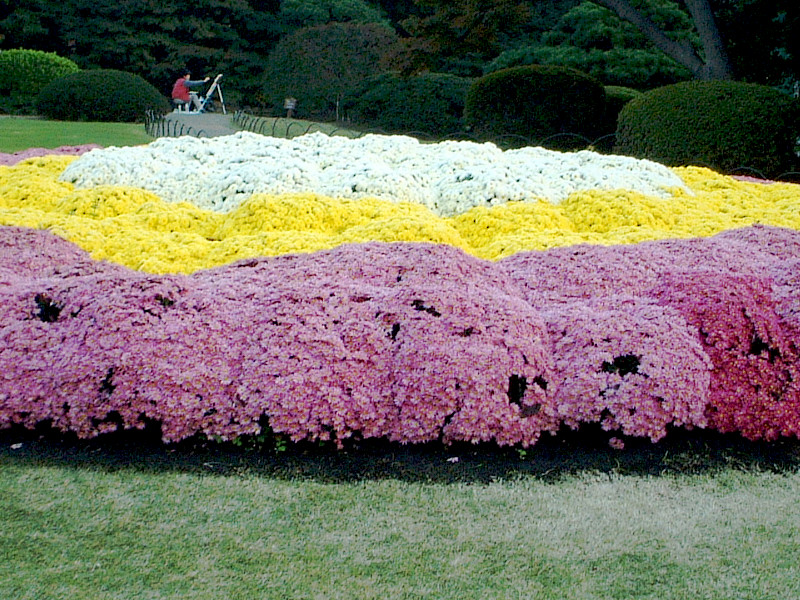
{"left": 171, "top": 71, "right": 210, "bottom": 112}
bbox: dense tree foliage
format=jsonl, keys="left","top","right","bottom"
{"left": 0, "top": 0, "right": 282, "bottom": 102}
{"left": 711, "top": 0, "right": 800, "bottom": 88}
{"left": 487, "top": 0, "right": 695, "bottom": 88}
{"left": 400, "top": 0, "right": 533, "bottom": 76}
{"left": 274, "top": 0, "right": 390, "bottom": 33}
{"left": 0, "top": 0, "right": 64, "bottom": 52}
{"left": 587, "top": 0, "right": 796, "bottom": 85}
{"left": 591, "top": 0, "right": 734, "bottom": 79}
{"left": 0, "top": 0, "right": 797, "bottom": 114}
{"left": 402, "top": 0, "right": 798, "bottom": 86}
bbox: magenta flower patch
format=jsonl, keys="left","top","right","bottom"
{"left": 541, "top": 297, "right": 711, "bottom": 442}
{"left": 0, "top": 237, "right": 557, "bottom": 446}
{"left": 194, "top": 243, "right": 558, "bottom": 446}
{"left": 0, "top": 145, "right": 101, "bottom": 166}
{"left": 0, "top": 227, "right": 109, "bottom": 286}
{"left": 649, "top": 270, "right": 799, "bottom": 441}
{"left": 1, "top": 224, "right": 799, "bottom": 447}
{"left": 499, "top": 230, "right": 783, "bottom": 307}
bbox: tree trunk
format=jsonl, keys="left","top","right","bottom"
{"left": 593, "top": 0, "right": 735, "bottom": 80}
{"left": 683, "top": 0, "right": 735, "bottom": 79}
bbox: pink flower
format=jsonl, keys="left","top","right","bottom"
{"left": 1, "top": 224, "right": 799, "bottom": 448}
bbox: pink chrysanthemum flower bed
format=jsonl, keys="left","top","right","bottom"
{"left": 1, "top": 223, "right": 798, "bottom": 448}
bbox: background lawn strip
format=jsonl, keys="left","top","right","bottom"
{"left": 0, "top": 117, "right": 153, "bottom": 153}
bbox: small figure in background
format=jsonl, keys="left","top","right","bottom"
{"left": 171, "top": 71, "right": 209, "bottom": 112}
{"left": 284, "top": 97, "right": 297, "bottom": 118}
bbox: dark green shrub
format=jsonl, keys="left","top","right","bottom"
{"left": 35, "top": 69, "right": 170, "bottom": 122}
{"left": 615, "top": 80, "right": 800, "bottom": 178}
{"left": 595, "top": 85, "right": 642, "bottom": 147}
{"left": 0, "top": 49, "right": 80, "bottom": 113}
{"left": 488, "top": 45, "right": 693, "bottom": 90}
{"left": 464, "top": 65, "right": 606, "bottom": 150}
{"left": 345, "top": 72, "right": 471, "bottom": 136}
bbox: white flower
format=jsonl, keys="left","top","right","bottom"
{"left": 59, "top": 131, "right": 691, "bottom": 216}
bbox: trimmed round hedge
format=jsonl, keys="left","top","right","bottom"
{"left": 615, "top": 80, "right": 800, "bottom": 179}
{"left": 35, "top": 69, "right": 170, "bottom": 122}
{"left": 0, "top": 49, "right": 80, "bottom": 113}
{"left": 345, "top": 72, "right": 470, "bottom": 136}
{"left": 464, "top": 65, "right": 606, "bottom": 150}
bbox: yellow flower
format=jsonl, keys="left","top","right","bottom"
{"left": 0, "top": 160, "right": 74, "bottom": 212}
{"left": 453, "top": 201, "right": 574, "bottom": 249}
{"left": 2, "top": 156, "right": 800, "bottom": 274}
{"left": 340, "top": 215, "right": 467, "bottom": 248}
{"left": 560, "top": 190, "right": 678, "bottom": 234}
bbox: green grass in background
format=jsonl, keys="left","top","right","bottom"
{"left": 2, "top": 459, "right": 799, "bottom": 600}
{"left": 0, "top": 117, "right": 153, "bottom": 152}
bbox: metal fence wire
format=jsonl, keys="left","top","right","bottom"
{"left": 144, "top": 110, "right": 207, "bottom": 139}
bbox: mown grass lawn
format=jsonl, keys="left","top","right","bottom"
{"left": 2, "top": 430, "right": 800, "bottom": 600}
{"left": 0, "top": 117, "right": 153, "bottom": 152}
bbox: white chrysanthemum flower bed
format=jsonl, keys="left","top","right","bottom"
{"left": 59, "top": 131, "right": 691, "bottom": 216}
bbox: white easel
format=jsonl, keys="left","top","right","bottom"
{"left": 198, "top": 74, "right": 226, "bottom": 114}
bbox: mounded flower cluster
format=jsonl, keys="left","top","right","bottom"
{"left": 501, "top": 225, "right": 800, "bottom": 442}
{"left": 540, "top": 299, "right": 712, "bottom": 442}
{"left": 1, "top": 224, "right": 798, "bottom": 446}
{"left": 3, "top": 139, "right": 800, "bottom": 448}
{"left": 651, "top": 270, "right": 799, "bottom": 440}
{"left": 0, "top": 228, "right": 557, "bottom": 446}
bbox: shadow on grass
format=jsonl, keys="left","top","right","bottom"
{"left": 1, "top": 423, "right": 799, "bottom": 484}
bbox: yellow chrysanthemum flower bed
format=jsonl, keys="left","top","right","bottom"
{"left": 1, "top": 158, "right": 799, "bottom": 274}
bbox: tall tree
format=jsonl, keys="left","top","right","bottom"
{"left": 590, "top": 0, "right": 734, "bottom": 79}
{"left": 261, "top": 22, "right": 404, "bottom": 119}
{"left": 67, "top": 0, "right": 276, "bottom": 75}
{"left": 711, "top": 0, "right": 799, "bottom": 87}
{"left": 487, "top": 0, "right": 697, "bottom": 88}
{"left": 402, "top": 0, "right": 532, "bottom": 75}
{"left": 368, "top": 0, "right": 419, "bottom": 27}
{"left": 0, "top": 0, "right": 65, "bottom": 52}
{"left": 0, "top": 0, "right": 283, "bottom": 99}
